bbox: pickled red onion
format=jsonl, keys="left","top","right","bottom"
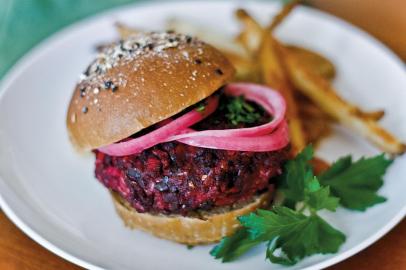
{"left": 166, "top": 83, "right": 286, "bottom": 141}
{"left": 177, "top": 120, "right": 289, "bottom": 152}
{"left": 98, "top": 95, "right": 219, "bottom": 156}
{"left": 98, "top": 83, "right": 289, "bottom": 156}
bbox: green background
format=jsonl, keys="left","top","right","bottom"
{"left": 0, "top": 0, "right": 141, "bottom": 79}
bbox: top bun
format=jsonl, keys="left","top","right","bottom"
{"left": 66, "top": 31, "right": 235, "bottom": 151}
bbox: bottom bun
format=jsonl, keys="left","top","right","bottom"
{"left": 111, "top": 191, "right": 271, "bottom": 245}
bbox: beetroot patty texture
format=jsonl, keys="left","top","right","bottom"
{"left": 94, "top": 143, "right": 288, "bottom": 215}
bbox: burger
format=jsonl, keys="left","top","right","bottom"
{"left": 66, "top": 31, "right": 290, "bottom": 245}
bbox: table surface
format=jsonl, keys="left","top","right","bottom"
{"left": 1, "top": 1, "right": 405, "bottom": 269}
{"left": 0, "top": 210, "right": 405, "bottom": 270}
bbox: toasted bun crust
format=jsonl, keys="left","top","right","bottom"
{"left": 111, "top": 192, "right": 271, "bottom": 245}
{"left": 67, "top": 32, "right": 235, "bottom": 151}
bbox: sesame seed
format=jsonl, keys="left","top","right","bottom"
{"left": 71, "top": 113, "right": 76, "bottom": 123}
{"left": 82, "top": 106, "right": 88, "bottom": 113}
{"left": 80, "top": 88, "right": 86, "bottom": 97}
{"left": 104, "top": 80, "right": 113, "bottom": 89}
{"left": 144, "top": 43, "right": 154, "bottom": 50}
{"left": 215, "top": 68, "right": 224, "bottom": 75}
{"left": 182, "top": 51, "right": 189, "bottom": 59}
{"left": 93, "top": 88, "right": 100, "bottom": 94}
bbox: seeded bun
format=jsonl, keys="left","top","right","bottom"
{"left": 67, "top": 32, "right": 235, "bottom": 151}
{"left": 111, "top": 191, "right": 271, "bottom": 245}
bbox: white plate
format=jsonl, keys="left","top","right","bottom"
{"left": 0, "top": 1, "right": 405, "bottom": 269}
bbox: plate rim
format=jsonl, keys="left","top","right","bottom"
{"left": 0, "top": 1, "right": 405, "bottom": 270}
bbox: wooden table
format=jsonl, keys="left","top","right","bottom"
{"left": 0, "top": 210, "right": 405, "bottom": 269}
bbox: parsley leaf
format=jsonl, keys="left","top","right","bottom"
{"left": 277, "top": 145, "right": 314, "bottom": 202}
{"left": 240, "top": 207, "right": 345, "bottom": 265}
{"left": 266, "top": 214, "right": 345, "bottom": 265}
{"left": 277, "top": 145, "right": 340, "bottom": 211}
{"left": 307, "top": 186, "right": 339, "bottom": 211}
{"left": 210, "top": 228, "right": 264, "bottom": 262}
{"left": 319, "top": 154, "right": 392, "bottom": 211}
{"left": 265, "top": 213, "right": 345, "bottom": 265}
{"left": 224, "top": 96, "right": 262, "bottom": 125}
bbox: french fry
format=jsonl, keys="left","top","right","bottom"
{"left": 285, "top": 45, "right": 336, "bottom": 80}
{"left": 257, "top": 30, "right": 306, "bottom": 153}
{"left": 295, "top": 92, "right": 332, "bottom": 144}
{"left": 235, "top": 9, "right": 263, "bottom": 56}
{"left": 268, "top": 0, "right": 301, "bottom": 30}
{"left": 220, "top": 50, "right": 260, "bottom": 82}
{"left": 358, "top": 110, "right": 385, "bottom": 121}
{"left": 280, "top": 44, "right": 406, "bottom": 155}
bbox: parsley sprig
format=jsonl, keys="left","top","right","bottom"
{"left": 211, "top": 145, "right": 392, "bottom": 265}
{"left": 319, "top": 154, "right": 392, "bottom": 211}
{"left": 224, "top": 96, "right": 262, "bottom": 125}
{"left": 195, "top": 103, "right": 206, "bottom": 112}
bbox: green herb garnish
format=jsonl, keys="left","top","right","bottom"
{"left": 196, "top": 103, "right": 206, "bottom": 112}
{"left": 211, "top": 145, "right": 392, "bottom": 265}
{"left": 319, "top": 154, "right": 392, "bottom": 211}
{"left": 224, "top": 96, "right": 261, "bottom": 125}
